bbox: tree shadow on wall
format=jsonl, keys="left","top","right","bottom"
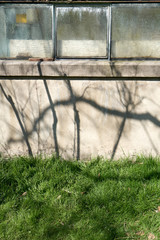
{"left": 0, "top": 61, "right": 160, "bottom": 159}
{"left": 37, "top": 62, "right": 59, "bottom": 158}
{"left": 111, "top": 81, "right": 143, "bottom": 159}
{"left": 0, "top": 83, "right": 33, "bottom": 157}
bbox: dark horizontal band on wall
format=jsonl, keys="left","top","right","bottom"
{"left": 1, "top": 0, "right": 160, "bottom": 3}
{"left": 1, "top": 60, "right": 160, "bottom": 78}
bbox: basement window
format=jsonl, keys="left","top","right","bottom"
{"left": 56, "top": 6, "right": 108, "bottom": 58}
{"left": 111, "top": 4, "right": 160, "bottom": 59}
{"left": 0, "top": 3, "right": 160, "bottom": 60}
{"left": 0, "top": 4, "right": 53, "bottom": 58}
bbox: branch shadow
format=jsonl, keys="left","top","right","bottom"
{"left": 64, "top": 79, "right": 80, "bottom": 160}
{"left": 37, "top": 61, "right": 59, "bottom": 158}
{"left": 1, "top": 61, "right": 160, "bottom": 158}
{"left": 0, "top": 83, "right": 33, "bottom": 156}
{"left": 111, "top": 81, "right": 143, "bottom": 159}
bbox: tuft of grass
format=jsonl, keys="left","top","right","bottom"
{"left": 1, "top": 155, "right": 160, "bottom": 239}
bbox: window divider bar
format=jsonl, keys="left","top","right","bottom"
{"left": 108, "top": 5, "right": 112, "bottom": 61}
{"left": 53, "top": 4, "right": 56, "bottom": 59}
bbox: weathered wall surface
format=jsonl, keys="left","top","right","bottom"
{"left": 0, "top": 77, "right": 160, "bottom": 159}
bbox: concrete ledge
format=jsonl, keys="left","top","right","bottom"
{"left": 0, "top": 60, "right": 160, "bottom": 78}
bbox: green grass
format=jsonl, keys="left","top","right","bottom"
{"left": 1, "top": 155, "right": 160, "bottom": 239}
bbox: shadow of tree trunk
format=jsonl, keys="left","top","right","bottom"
{"left": 111, "top": 110, "right": 128, "bottom": 159}
{"left": 65, "top": 80, "right": 80, "bottom": 160}
{"left": 37, "top": 61, "right": 59, "bottom": 158}
{"left": 43, "top": 79, "right": 59, "bottom": 158}
{"left": 111, "top": 81, "right": 143, "bottom": 160}
{"left": 0, "top": 83, "right": 33, "bottom": 157}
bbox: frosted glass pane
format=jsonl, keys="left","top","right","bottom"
{"left": 56, "top": 7, "right": 108, "bottom": 57}
{"left": 112, "top": 5, "right": 160, "bottom": 58}
{"left": 0, "top": 5, "right": 53, "bottom": 58}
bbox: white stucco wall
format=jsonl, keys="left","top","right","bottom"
{"left": 0, "top": 60, "right": 160, "bottom": 159}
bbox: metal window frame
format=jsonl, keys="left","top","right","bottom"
{"left": 54, "top": 3, "right": 110, "bottom": 60}
{"left": 1, "top": 2, "right": 160, "bottom": 60}
{"left": 108, "top": 5, "right": 112, "bottom": 60}
{"left": 53, "top": 4, "right": 56, "bottom": 59}
{"left": 111, "top": 3, "right": 160, "bottom": 60}
{"left": 0, "top": 3, "right": 54, "bottom": 59}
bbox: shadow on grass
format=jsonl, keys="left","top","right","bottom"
{"left": 39, "top": 158, "right": 160, "bottom": 239}
{"left": 43, "top": 209, "right": 117, "bottom": 240}
{"left": 1, "top": 156, "right": 160, "bottom": 240}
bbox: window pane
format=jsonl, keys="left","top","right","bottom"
{"left": 112, "top": 5, "right": 160, "bottom": 59}
{"left": 0, "top": 4, "right": 53, "bottom": 58}
{"left": 56, "top": 7, "right": 108, "bottom": 57}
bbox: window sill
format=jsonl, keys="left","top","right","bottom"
{"left": 0, "top": 59, "right": 160, "bottom": 79}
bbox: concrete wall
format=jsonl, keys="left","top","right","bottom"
{"left": 0, "top": 60, "right": 160, "bottom": 159}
